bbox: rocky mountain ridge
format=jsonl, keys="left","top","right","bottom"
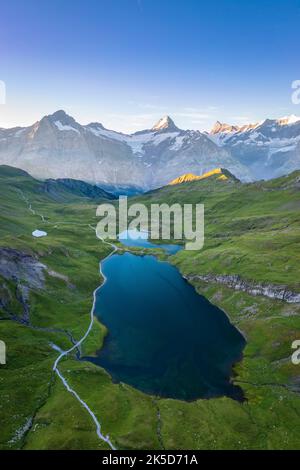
{"left": 0, "top": 110, "right": 299, "bottom": 189}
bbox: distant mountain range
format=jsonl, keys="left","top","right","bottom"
{"left": 208, "top": 114, "right": 300, "bottom": 180}
{"left": 0, "top": 165, "right": 115, "bottom": 202}
{"left": 0, "top": 110, "right": 299, "bottom": 189}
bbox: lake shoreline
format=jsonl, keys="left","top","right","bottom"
{"left": 85, "top": 232, "right": 246, "bottom": 402}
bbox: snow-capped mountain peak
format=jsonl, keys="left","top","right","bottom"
{"left": 276, "top": 114, "right": 300, "bottom": 126}
{"left": 39, "top": 110, "right": 82, "bottom": 134}
{"left": 210, "top": 115, "right": 300, "bottom": 137}
{"left": 211, "top": 121, "right": 240, "bottom": 135}
{"left": 86, "top": 122, "right": 105, "bottom": 130}
{"left": 0, "top": 109, "right": 299, "bottom": 188}
{"left": 207, "top": 114, "right": 300, "bottom": 181}
{"left": 46, "top": 109, "right": 77, "bottom": 125}
{"left": 152, "top": 115, "right": 178, "bottom": 132}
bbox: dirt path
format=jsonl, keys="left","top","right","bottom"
{"left": 16, "top": 189, "right": 118, "bottom": 450}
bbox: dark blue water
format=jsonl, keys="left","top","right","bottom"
{"left": 118, "top": 229, "right": 182, "bottom": 254}
{"left": 86, "top": 251, "right": 246, "bottom": 401}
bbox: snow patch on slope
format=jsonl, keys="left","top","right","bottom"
{"left": 87, "top": 125, "right": 179, "bottom": 154}
{"left": 54, "top": 121, "right": 80, "bottom": 134}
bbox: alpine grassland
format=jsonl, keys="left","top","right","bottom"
{"left": 0, "top": 166, "right": 299, "bottom": 449}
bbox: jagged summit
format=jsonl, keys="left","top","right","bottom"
{"left": 211, "top": 114, "right": 300, "bottom": 135}
{"left": 47, "top": 110, "right": 70, "bottom": 121}
{"left": 1, "top": 109, "right": 299, "bottom": 187}
{"left": 276, "top": 114, "right": 300, "bottom": 126}
{"left": 46, "top": 110, "right": 77, "bottom": 126}
{"left": 211, "top": 121, "right": 240, "bottom": 135}
{"left": 168, "top": 168, "right": 239, "bottom": 185}
{"left": 86, "top": 122, "right": 105, "bottom": 130}
{"left": 152, "top": 115, "right": 179, "bottom": 132}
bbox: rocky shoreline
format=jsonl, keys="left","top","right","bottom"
{"left": 186, "top": 273, "right": 300, "bottom": 304}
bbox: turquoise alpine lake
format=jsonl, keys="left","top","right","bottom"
{"left": 85, "top": 233, "right": 246, "bottom": 401}
{"left": 118, "top": 229, "right": 182, "bottom": 254}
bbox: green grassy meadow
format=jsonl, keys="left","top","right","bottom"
{"left": 0, "top": 166, "right": 299, "bottom": 450}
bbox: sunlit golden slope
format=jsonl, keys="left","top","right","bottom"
{"left": 168, "top": 168, "right": 230, "bottom": 185}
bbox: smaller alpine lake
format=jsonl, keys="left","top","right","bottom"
{"left": 86, "top": 231, "right": 246, "bottom": 401}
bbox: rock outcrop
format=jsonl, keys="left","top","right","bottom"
{"left": 187, "top": 273, "right": 300, "bottom": 304}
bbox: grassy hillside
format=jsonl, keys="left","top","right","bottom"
{"left": 132, "top": 171, "right": 300, "bottom": 449}
{"left": 0, "top": 165, "right": 299, "bottom": 450}
{"left": 136, "top": 170, "right": 300, "bottom": 290}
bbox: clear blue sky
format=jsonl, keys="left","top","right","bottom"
{"left": 1, "top": 0, "right": 300, "bottom": 132}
